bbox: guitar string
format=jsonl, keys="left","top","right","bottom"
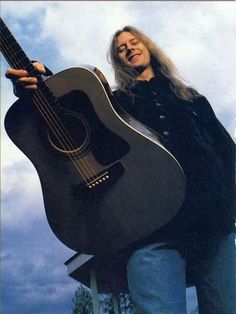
{"left": 34, "top": 89, "right": 97, "bottom": 181}
{"left": 32, "top": 73, "right": 98, "bottom": 179}
{"left": 0, "top": 35, "right": 96, "bottom": 182}
{"left": 0, "top": 29, "right": 96, "bottom": 184}
{"left": 0, "top": 25, "right": 98, "bottom": 184}
{"left": 33, "top": 84, "right": 98, "bottom": 179}
{"left": 1, "top": 32, "right": 102, "bottom": 185}
{"left": 0, "top": 35, "right": 96, "bottom": 185}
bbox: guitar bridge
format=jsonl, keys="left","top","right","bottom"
{"left": 86, "top": 171, "right": 110, "bottom": 189}
{"left": 72, "top": 161, "right": 124, "bottom": 195}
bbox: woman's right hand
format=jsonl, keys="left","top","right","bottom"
{"left": 5, "top": 62, "right": 47, "bottom": 96}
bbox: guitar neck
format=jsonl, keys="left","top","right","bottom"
{"left": 0, "top": 18, "right": 37, "bottom": 76}
{"left": 0, "top": 17, "right": 59, "bottom": 106}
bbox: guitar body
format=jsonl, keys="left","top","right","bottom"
{"left": 5, "top": 67, "right": 186, "bottom": 254}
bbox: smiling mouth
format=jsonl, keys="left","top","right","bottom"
{"left": 128, "top": 54, "right": 140, "bottom": 62}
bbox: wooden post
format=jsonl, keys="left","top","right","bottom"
{"left": 112, "top": 294, "right": 120, "bottom": 314}
{"left": 90, "top": 267, "right": 100, "bottom": 313}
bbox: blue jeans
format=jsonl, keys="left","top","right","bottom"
{"left": 127, "top": 233, "right": 235, "bottom": 314}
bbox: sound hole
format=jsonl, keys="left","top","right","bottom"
{"left": 47, "top": 110, "right": 90, "bottom": 155}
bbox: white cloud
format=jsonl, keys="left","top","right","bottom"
{"left": 2, "top": 221, "right": 77, "bottom": 312}
{"left": 38, "top": 2, "right": 138, "bottom": 82}
{"left": 1, "top": 1, "right": 52, "bottom": 18}
{"left": 146, "top": 3, "right": 236, "bottom": 107}
{"left": 1, "top": 77, "right": 44, "bottom": 227}
{"left": 1, "top": 161, "right": 45, "bottom": 228}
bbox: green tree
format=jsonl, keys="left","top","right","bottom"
{"left": 100, "top": 293, "right": 135, "bottom": 314}
{"left": 72, "top": 286, "right": 135, "bottom": 314}
{"left": 119, "top": 293, "right": 135, "bottom": 313}
{"left": 72, "top": 285, "right": 93, "bottom": 314}
{"left": 100, "top": 293, "right": 114, "bottom": 314}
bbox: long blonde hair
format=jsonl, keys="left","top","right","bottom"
{"left": 108, "top": 26, "right": 196, "bottom": 101}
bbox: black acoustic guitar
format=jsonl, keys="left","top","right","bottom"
{"left": 0, "top": 18, "right": 186, "bottom": 254}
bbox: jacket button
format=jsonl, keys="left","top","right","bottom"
{"left": 163, "top": 131, "right": 169, "bottom": 136}
{"left": 155, "top": 102, "right": 162, "bottom": 106}
{"left": 159, "top": 115, "right": 165, "bottom": 119}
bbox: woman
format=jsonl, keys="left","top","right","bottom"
{"left": 6, "top": 26, "right": 235, "bottom": 313}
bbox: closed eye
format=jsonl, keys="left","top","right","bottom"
{"left": 117, "top": 38, "right": 140, "bottom": 53}
{"left": 130, "top": 39, "right": 139, "bottom": 45}
{"left": 118, "top": 46, "right": 126, "bottom": 53}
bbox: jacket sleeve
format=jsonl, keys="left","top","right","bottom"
{"left": 31, "top": 60, "right": 53, "bottom": 76}
{"left": 191, "top": 95, "right": 235, "bottom": 152}
{"left": 192, "top": 95, "right": 235, "bottom": 215}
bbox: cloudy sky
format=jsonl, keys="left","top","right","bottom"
{"left": 1, "top": 1, "right": 235, "bottom": 313}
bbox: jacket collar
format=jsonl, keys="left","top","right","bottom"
{"left": 132, "top": 75, "right": 171, "bottom": 96}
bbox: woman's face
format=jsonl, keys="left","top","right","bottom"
{"left": 116, "top": 31, "right": 151, "bottom": 70}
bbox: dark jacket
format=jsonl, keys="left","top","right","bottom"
{"left": 113, "top": 76, "right": 235, "bottom": 250}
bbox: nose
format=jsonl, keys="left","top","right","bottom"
{"left": 126, "top": 43, "right": 134, "bottom": 55}
{"left": 127, "top": 42, "right": 133, "bottom": 49}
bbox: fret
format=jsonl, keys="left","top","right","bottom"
{"left": 1, "top": 38, "right": 19, "bottom": 50}
{"left": 1, "top": 32, "right": 16, "bottom": 43}
{"left": 0, "top": 25, "right": 20, "bottom": 51}
{"left": 1, "top": 41, "right": 22, "bottom": 59}
{"left": 0, "top": 18, "right": 31, "bottom": 70}
{"left": 11, "top": 49, "right": 26, "bottom": 59}
{"left": 0, "top": 17, "right": 58, "bottom": 107}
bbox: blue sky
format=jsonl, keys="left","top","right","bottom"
{"left": 1, "top": 1, "right": 236, "bottom": 313}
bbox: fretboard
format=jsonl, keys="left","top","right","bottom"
{"left": 0, "top": 17, "right": 60, "bottom": 112}
{"left": 0, "top": 18, "right": 38, "bottom": 76}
